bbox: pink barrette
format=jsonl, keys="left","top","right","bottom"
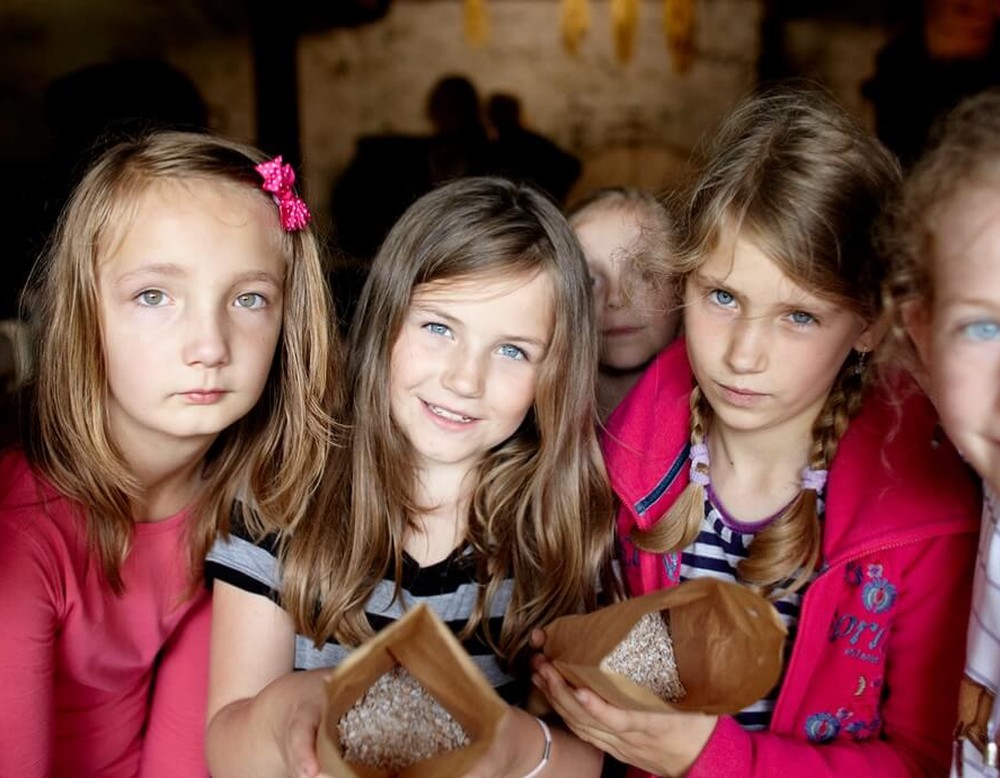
{"left": 255, "top": 155, "right": 311, "bottom": 231}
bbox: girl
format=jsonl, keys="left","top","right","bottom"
{"left": 884, "top": 88, "right": 1000, "bottom": 778}
{"left": 0, "top": 132, "right": 334, "bottom": 777}
{"left": 532, "top": 86, "right": 981, "bottom": 776}
{"left": 568, "top": 188, "right": 682, "bottom": 420}
{"left": 204, "top": 176, "right": 620, "bottom": 777}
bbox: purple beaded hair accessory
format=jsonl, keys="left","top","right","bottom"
{"left": 689, "top": 442, "right": 710, "bottom": 487}
{"left": 255, "top": 155, "right": 311, "bottom": 231}
{"left": 800, "top": 467, "right": 828, "bottom": 492}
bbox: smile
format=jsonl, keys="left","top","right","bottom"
{"left": 424, "top": 401, "right": 476, "bottom": 424}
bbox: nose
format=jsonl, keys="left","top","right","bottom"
{"left": 182, "top": 303, "right": 230, "bottom": 368}
{"left": 604, "top": 276, "right": 626, "bottom": 311}
{"left": 441, "top": 344, "right": 485, "bottom": 398}
{"left": 724, "top": 315, "right": 767, "bottom": 374}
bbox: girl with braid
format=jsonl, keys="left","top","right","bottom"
{"left": 532, "top": 85, "right": 981, "bottom": 777}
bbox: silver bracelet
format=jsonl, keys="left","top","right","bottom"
{"left": 522, "top": 716, "right": 552, "bottom": 778}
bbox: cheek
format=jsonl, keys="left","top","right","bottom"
{"left": 934, "top": 351, "right": 989, "bottom": 425}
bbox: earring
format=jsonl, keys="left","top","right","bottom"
{"left": 852, "top": 347, "right": 869, "bottom": 376}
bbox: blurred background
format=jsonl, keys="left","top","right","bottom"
{"left": 0, "top": 0, "right": 996, "bottom": 334}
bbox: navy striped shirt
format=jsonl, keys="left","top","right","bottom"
{"left": 205, "top": 521, "right": 523, "bottom": 704}
{"left": 679, "top": 488, "right": 820, "bottom": 730}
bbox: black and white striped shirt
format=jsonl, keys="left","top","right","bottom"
{"left": 205, "top": 522, "right": 523, "bottom": 704}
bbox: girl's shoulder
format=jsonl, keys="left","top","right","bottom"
{"left": 0, "top": 448, "right": 61, "bottom": 516}
{"left": 601, "top": 340, "right": 693, "bottom": 510}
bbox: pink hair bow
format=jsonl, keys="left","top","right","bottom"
{"left": 255, "top": 155, "right": 311, "bottom": 231}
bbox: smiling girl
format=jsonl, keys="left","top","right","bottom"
{"left": 204, "top": 177, "right": 619, "bottom": 778}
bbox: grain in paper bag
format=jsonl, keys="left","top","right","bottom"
{"left": 541, "top": 577, "right": 786, "bottom": 714}
{"left": 316, "top": 603, "right": 508, "bottom": 778}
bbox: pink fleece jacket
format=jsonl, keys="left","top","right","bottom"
{"left": 0, "top": 449, "right": 211, "bottom": 778}
{"left": 604, "top": 340, "right": 979, "bottom": 778}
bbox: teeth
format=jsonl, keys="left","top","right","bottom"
{"left": 428, "top": 403, "right": 473, "bottom": 423}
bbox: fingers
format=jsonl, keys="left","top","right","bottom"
{"left": 528, "top": 627, "right": 547, "bottom": 650}
{"left": 286, "top": 707, "right": 323, "bottom": 778}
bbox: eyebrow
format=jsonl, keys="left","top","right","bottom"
{"left": 115, "top": 264, "right": 282, "bottom": 288}
{"left": 693, "top": 270, "right": 835, "bottom": 312}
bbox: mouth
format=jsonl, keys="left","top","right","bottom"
{"left": 716, "top": 383, "right": 768, "bottom": 407}
{"left": 180, "top": 390, "right": 229, "bottom": 404}
{"left": 720, "top": 384, "right": 765, "bottom": 397}
{"left": 423, "top": 400, "right": 477, "bottom": 424}
{"left": 603, "top": 326, "right": 642, "bottom": 337}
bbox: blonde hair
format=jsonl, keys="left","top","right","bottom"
{"left": 280, "top": 177, "right": 618, "bottom": 670}
{"left": 883, "top": 88, "right": 1000, "bottom": 371}
{"left": 21, "top": 131, "right": 337, "bottom": 594}
{"left": 568, "top": 187, "right": 679, "bottom": 307}
{"left": 635, "top": 85, "right": 901, "bottom": 598}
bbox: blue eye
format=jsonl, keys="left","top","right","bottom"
{"left": 962, "top": 320, "right": 1000, "bottom": 341}
{"left": 497, "top": 343, "right": 526, "bottom": 360}
{"left": 235, "top": 292, "right": 266, "bottom": 309}
{"left": 137, "top": 289, "right": 167, "bottom": 307}
{"left": 424, "top": 322, "right": 451, "bottom": 337}
{"left": 710, "top": 289, "right": 735, "bottom": 307}
{"left": 788, "top": 310, "right": 817, "bottom": 326}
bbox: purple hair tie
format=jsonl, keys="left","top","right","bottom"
{"left": 801, "top": 467, "right": 828, "bottom": 493}
{"left": 255, "top": 155, "right": 311, "bottom": 231}
{"left": 689, "top": 442, "right": 710, "bottom": 487}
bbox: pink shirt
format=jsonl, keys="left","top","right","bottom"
{"left": 0, "top": 450, "right": 210, "bottom": 778}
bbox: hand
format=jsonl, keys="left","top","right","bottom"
{"left": 264, "top": 669, "right": 333, "bottom": 778}
{"left": 530, "top": 653, "right": 717, "bottom": 777}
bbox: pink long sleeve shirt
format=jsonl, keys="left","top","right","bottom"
{"left": 0, "top": 449, "right": 210, "bottom": 778}
{"left": 604, "top": 340, "right": 979, "bottom": 778}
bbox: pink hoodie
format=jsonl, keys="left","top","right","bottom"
{"left": 604, "top": 340, "right": 979, "bottom": 777}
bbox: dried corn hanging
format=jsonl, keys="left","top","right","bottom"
{"left": 560, "top": 0, "right": 590, "bottom": 55}
{"left": 664, "top": 0, "right": 696, "bottom": 73}
{"left": 611, "top": 0, "right": 640, "bottom": 64}
{"left": 465, "top": 0, "right": 489, "bottom": 46}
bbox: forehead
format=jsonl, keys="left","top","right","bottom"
{"left": 412, "top": 268, "right": 554, "bottom": 306}
{"left": 99, "top": 177, "right": 282, "bottom": 263}
{"left": 698, "top": 230, "right": 830, "bottom": 307}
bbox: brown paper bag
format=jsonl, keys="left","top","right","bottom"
{"left": 542, "top": 578, "right": 787, "bottom": 715}
{"left": 316, "top": 602, "right": 509, "bottom": 778}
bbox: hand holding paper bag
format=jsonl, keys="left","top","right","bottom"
{"left": 539, "top": 578, "right": 786, "bottom": 715}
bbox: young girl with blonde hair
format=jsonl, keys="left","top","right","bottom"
{"left": 568, "top": 188, "right": 682, "bottom": 420}
{"left": 884, "top": 87, "right": 1000, "bottom": 778}
{"left": 0, "top": 131, "right": 335, "bottom": 777}
{"left": 205, "top": 176, "right": 619, "bottom": 777}
{"left": 533, "top": 85, "right": 981, "bottom": 777}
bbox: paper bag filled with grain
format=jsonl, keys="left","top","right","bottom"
{"left": 317, "top": 603, "right": 508, "bottom": 778}
{"left": 541, "top": 578, "right": 787, "bottom": 715}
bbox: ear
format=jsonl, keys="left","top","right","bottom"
{"left": 853, "top": 309, "right": 892, "bottom": 355}
{"left": 900, "top": 299, "right": 933, "bottom": 367}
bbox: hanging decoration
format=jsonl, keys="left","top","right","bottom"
{"left": 560, "top": 0, "right": 590, "bottom": 55}
{"left": 465, "top": 0, "right": 489, "bottom": 46}
{"left": 611, "top": 0, "right": 640, "bottom": 64}
{"left": 664, "top": 0, "right": 696, "bottom": 73}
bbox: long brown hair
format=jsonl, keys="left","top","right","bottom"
{"left": 635, "top": 85, "right": 901, "bottom": 598}
{"left": 280, "top": 177, "right": 618, "bottom": 669}
{"left": 21, "top": 131, "right": 338, "bottom": 594}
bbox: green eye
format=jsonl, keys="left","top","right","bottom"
{"left": 235, "top": 292, "right": 266, "bottom": 309}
